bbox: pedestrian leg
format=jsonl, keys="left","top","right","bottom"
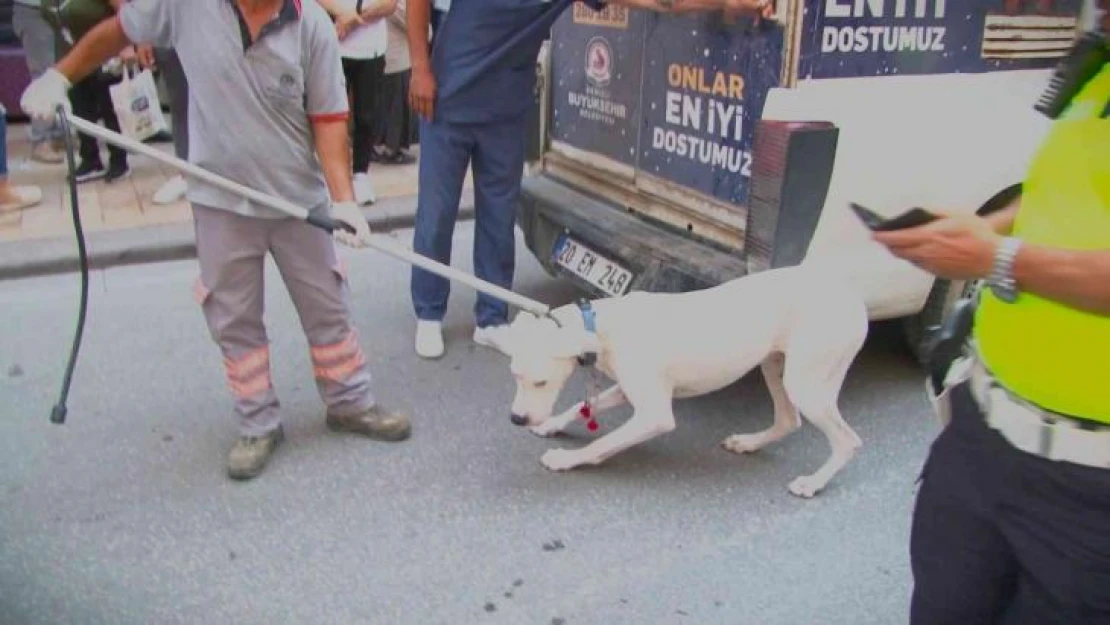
{"left": 270, "top": 217, "right": 411, "bottom": 441}
{"left": 68, "top": 74, "right": 106, "bottom": 181}
{"left": 12, "top": 4, "right": 65, "bottom": 162}
{"left": 343, "top": 56, "right": 384, "bottom": 204}
{"left": 96, "top": 72, "right": 129, "bottom": 180}
{"left": 410, "top": 117, "right": 473, "bottom": 323}
{"left": 378, "top": 70, "right": 416, "bottom": 163}
{"left": 344, "top": 57, "right": 384, "bottom": 175}
{"left": 154, "top": 48, "right": 189, "bottom": 160}
{"left": 152, "top": 48, "right": 189, "bottom": 203}
{"left": 469, "top": 114, "right": 527, "bottom": 332}
{"left": 192, "top": 205, "right": 285, "bottom": 478}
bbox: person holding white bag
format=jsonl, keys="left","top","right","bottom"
{"left": 45, "top": 0, "right": 132, "bottom": 183}
{"left": 107, "top": 0, "right": 188, "bottom": 205}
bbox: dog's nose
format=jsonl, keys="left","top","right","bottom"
{"left": 510, "top": 413, "right": 528, "bottom": 426}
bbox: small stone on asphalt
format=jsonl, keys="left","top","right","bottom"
{"left": 543, "top": 539, "right": 565, "bottom": 552}
{"left": 7, "top": 364, "right": 23, "bottom": 377}
{"left": 484, "top": 602, "right": 496, "bottom": 613}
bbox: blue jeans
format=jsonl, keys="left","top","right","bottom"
{"left": 410, "top": 114, "right": 526, "bottom": 328}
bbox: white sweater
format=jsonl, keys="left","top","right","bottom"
{"left": 384, "top": 0, "right": 411, "bottom": 74}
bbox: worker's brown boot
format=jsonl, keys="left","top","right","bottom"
{"left": 326, "top": 406, "right": 412, "bottom": 441}
{"left": 227, "top": 425, "right": 284, "bottom": 480}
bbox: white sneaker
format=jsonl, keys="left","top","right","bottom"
{"left": 152, "top": 175, "right": 187, "bottom": 205}
{"left": 473, "top": 324, "right": 515, "bottom": 357}
{"left": 353, "top": 173, "right": 376, "bottom": 206}
{"left": 415, "top": 320, "right": 445, "bottom": 359}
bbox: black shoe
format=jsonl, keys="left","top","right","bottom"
{"left": 74, "top": 160, "right": 106, "bottom": 183}
{"left": 105, "top": 162, "right": 131, "bottom": 183}
{"left": 227, "top": 425, "right": 285, "bottom": 481}
{"left": 381, "top": 150, "right": 416, "bottom": 165}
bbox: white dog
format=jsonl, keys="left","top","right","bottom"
{"left": 506, "top": 264, "right": 869, "bottom": 498}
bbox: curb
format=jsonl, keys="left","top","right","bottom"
{"left": 0, "top": 195, "right": 475, "bottom": 281}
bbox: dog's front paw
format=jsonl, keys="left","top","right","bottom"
{"left": 530, "top": 421, "right": 565, "bottom": 438}
{"left": 787, "top": 475, "right": 826, "bottom": 499}
{"left": 540, "top": 448, "right": 582, "bottom": 472}
{"left": 721, "top": 434, "right": 763, "bottom": 455}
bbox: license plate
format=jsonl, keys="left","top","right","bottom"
{"left": 552, "top": 233, "right": 633, "bottom": 297}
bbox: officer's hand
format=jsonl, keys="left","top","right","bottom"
{"left": 409, "top": 67, "right": 436, "bottom": 121}
{"left": 330, "top": 201, "right": 373, "bottom": 248}
{"left": 20, "top": 68, "right": 73, "bottom": 124}
{"left": 872, "top": 212, "right": 1001, "bottom": 281}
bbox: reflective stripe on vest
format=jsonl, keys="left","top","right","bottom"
{"left": 974, "top": 64, "right": 1110, "bottom": 423}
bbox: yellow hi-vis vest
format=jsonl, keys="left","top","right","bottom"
{"left": 974, "top": 64, "right": 1110, "bottom": 423}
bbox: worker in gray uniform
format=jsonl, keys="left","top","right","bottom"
{"left": 20, "top": 0, "right": 413, "bottom": 480}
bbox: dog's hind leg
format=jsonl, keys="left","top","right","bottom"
{"left": 781, "top": 348, "right": 863, "bottom": 498}
{"left": 531, "top": 385, "right": 627, "bottom": 438}
{"left": 721, "top": 352, "right": 801, "bottom": 455}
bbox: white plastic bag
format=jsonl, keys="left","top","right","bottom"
{"left": 109, "top": 66, "right": 168, "bottom": 142}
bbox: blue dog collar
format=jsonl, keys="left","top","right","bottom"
{"left": 576, "top": 298, "right": 598, "bottom": 367}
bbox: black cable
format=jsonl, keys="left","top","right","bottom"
{"left": 50, "top": 104, "right": 89, "bottom": 425}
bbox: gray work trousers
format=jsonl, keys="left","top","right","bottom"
{"left": 153, "top": 48, "right": 188, "bottom": 160}
{"left": 12, "top": 4, "right": 66, "bottom": 146}
{"left": 191, "top": 204, "right": 376, "bottom": 436}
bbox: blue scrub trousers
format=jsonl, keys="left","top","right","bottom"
{"left": 411, "top": 113, "right": 527, "bottom": 328}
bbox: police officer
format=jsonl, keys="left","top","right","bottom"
{"left": 404, "top": 0, "right": 775, "bottom": 360}
{"left": 873, "top": 4, "right": 1110, "bottom": 621}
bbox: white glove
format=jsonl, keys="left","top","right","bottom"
{"left": 20, "top": 68, "right": 73, "bottom": 123}
{"left": 330, "top": 201, "right": 372, "bottom": 248}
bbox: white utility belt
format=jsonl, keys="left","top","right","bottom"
{"left": 927, "top": 346, "right": 1110, "bottom": 469}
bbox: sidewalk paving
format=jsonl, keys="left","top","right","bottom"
{"left": 0, "top": 119, "right": 475, "bottom": 280}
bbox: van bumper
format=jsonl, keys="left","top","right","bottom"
{"left": 517, "top": 173, "right": 748, "bottom": 296}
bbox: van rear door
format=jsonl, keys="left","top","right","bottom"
{"left": 545, "top": 6, "right": 790, "bottom": 252}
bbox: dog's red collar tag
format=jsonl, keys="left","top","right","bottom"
{"left": 578, "top": 402, "right": 599, "bottom": 432}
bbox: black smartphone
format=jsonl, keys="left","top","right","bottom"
{"left": 849, "top": 202, "right": 938, "bottom": 232}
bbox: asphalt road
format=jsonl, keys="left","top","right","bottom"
{"left": 0, "top": 223, "right": 941, "bottom": 625}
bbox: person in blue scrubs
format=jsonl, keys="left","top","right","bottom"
{"left": 405, "top": 0, "right": 775, "bottom": 359}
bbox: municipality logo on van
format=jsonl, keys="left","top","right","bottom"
{"left": 585, "top": 36, "right": 613, "bottom": 88}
